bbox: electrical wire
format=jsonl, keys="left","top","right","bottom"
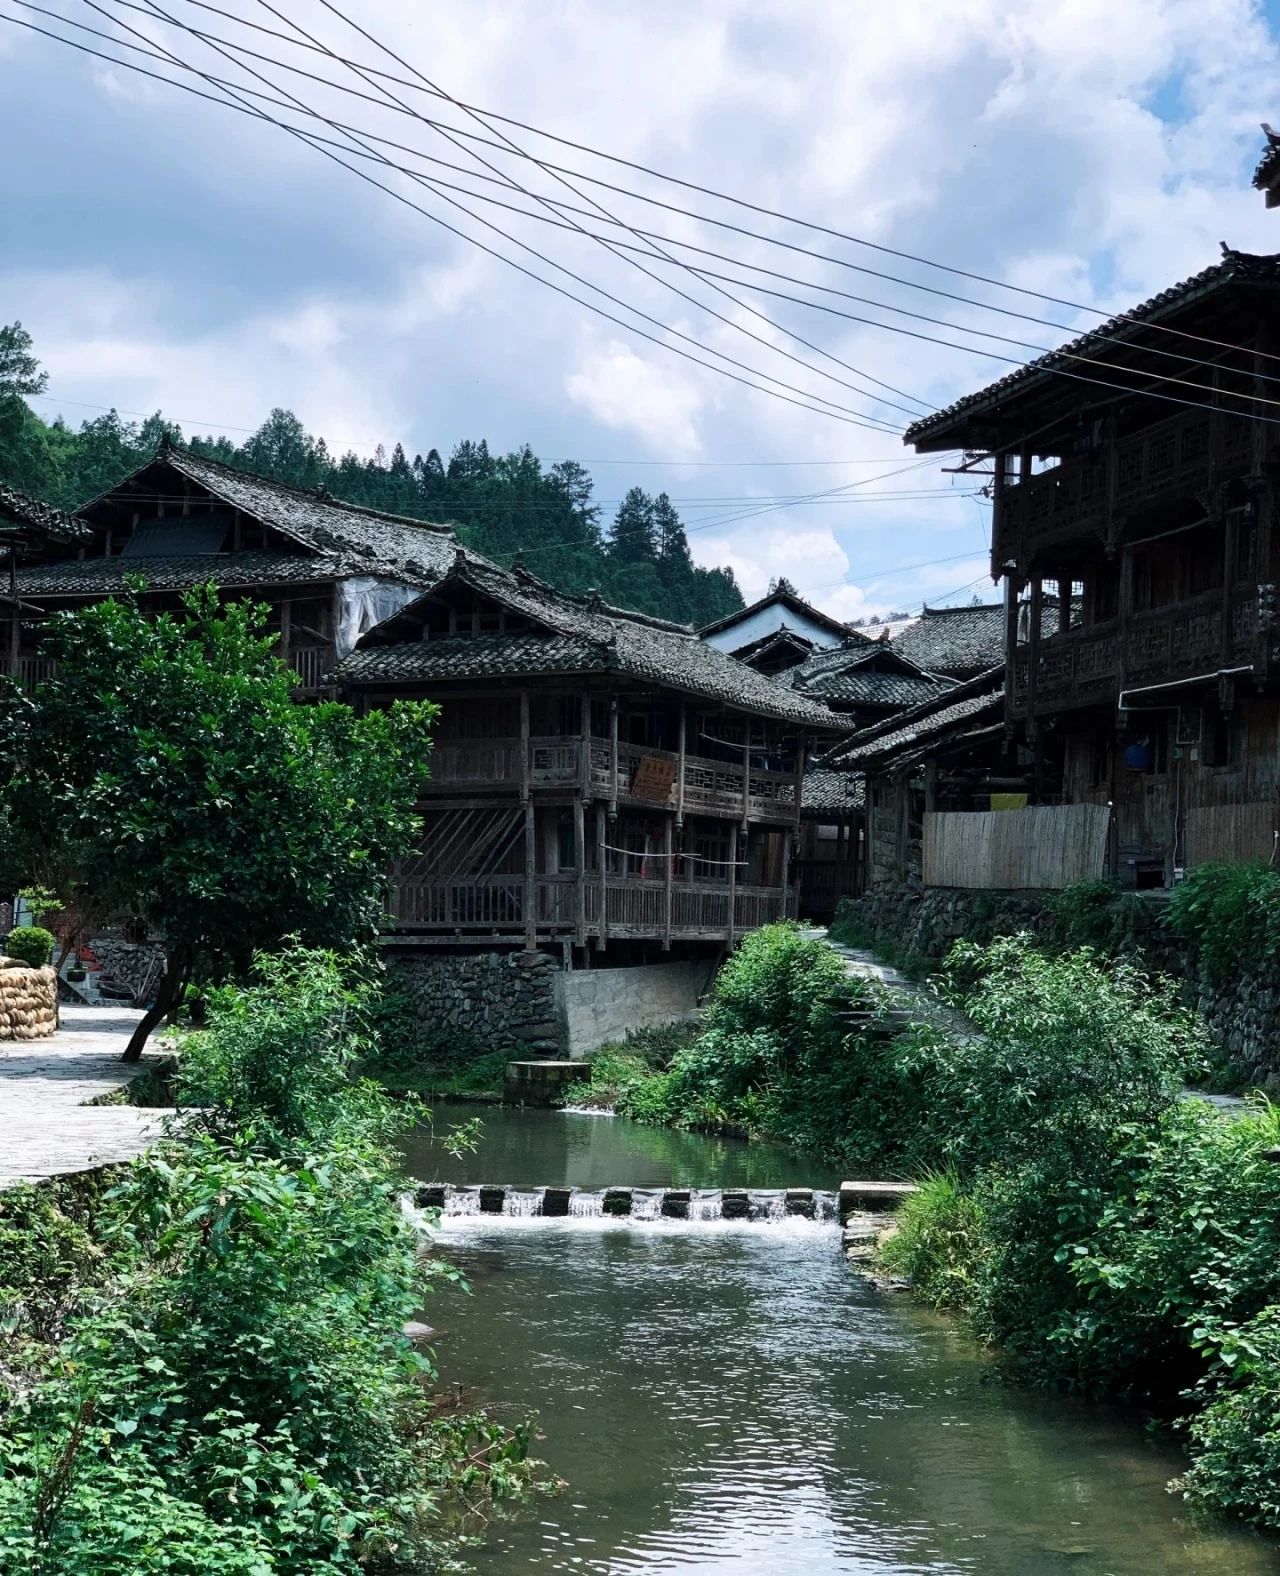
{"left": 131, "top": 0, "right": 1280, "bottom": 369}
{"left": 19, "top": 5, "right": 1280, "bottom": 431}
{"left": 15, "top": 5, "right": 901, "bottom": 435}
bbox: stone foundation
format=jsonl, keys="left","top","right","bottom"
{"left": 387, "top": 950, "right": 564, "bottom": 1056}
{"left": 88, "top": 938, "right": 165, "bottom": 999}
{"left": 0, "top": 964, "right": 58, "bottom": 1040}
{"left": 839, "top": 883, "right": 1280, "bottom": 1084}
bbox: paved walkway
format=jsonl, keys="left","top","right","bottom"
{"left": 0, "top": 1006, "right": 172, "bottom": 1187}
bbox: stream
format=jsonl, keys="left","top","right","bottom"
{"left": 405, "top": 1104, "right": 1276, "bottom": 1575}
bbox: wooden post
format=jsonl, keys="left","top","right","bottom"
{"left": 741, "top": 730, "right": 752, "bottom": 831}
{"left": 523, "top": 800, "right": 536, "bottom": 952}
{"left": 662, "top": 813, "right": 673, "bottom": 949}
{"left": 279, "top": 599, "right": 292, "bottom": 667}
{"left": 676, "top": 703, "right": 687, "bottom": 829}
{"left": 519, "top": 690, "right": 530, "bottom": 803}
{"left": 596, "top": 802, "right": 608, "bottom": 951}
{"left": 1222, "top": 510, "right": 1237, "bottom": 665}
{"left": 580, "top": 690, "right": 592, "bottom": 798}
{"left": 792, "top": 732, "right": 807, "bottom": 833}
{"left": 7, "top": 545, "right": 17, "bottom": 676}
{"left": 574, "top": 796, "right": 586, "bottom": 947}
{"left": 608, "top": 697, "right": 619, "bottom": 821}
{"left": 780, "top": 826, "right": 792, "bottom": 921}
{"left": 924, "top": 760, "right": 938, "bottom": 814}
{"left": 727, "top": 822, "right": 739, "bottom": 942}
{"left": 1028, "top": 577, "right": 1044, "bottom": 803}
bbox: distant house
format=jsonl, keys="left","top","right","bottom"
{"left": 889, "top": 603, "right": 1006, "bottom": 681}
{"left": 821, "top": 667, "right": 1011, "bottom": 890}
{"left": 699, "top": 579, "right": 860, "bottom": 671}
{"left": 0, "top": 483, "right": 92, "bottom": 679}
{"left": 10, "top": 440, "right": 456, "bottom": 694}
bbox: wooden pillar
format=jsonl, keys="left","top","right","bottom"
{"left": 1057, "top": 572, "right": 1071, "bottom": 636}
{"left": 523, "top": 800, "right": 536, "bottom": 952}
{"left": 1222, "top": 510, "right": 1237, "bottom": 665}
{"left": 676, "top": 703, "right": 687, "bottom": 829}
{"left": 780, "top": 826, "right": 792, "bottom": 921}
{"left": 741, "top": 730, "right": 752, "bottom": 832}
{"left": 792, "top": 733, "right": 807, "bottom": 834}
{"left": 279, "top": 599, "right": 292, "bottom": 666}
{"left": 596, "top": 802, "right": 608, "bottom": 951}
{"left": 662, "top": 813, "right": 673, "bottom": 950}
{"left": 608, "top": 697, "right": 619, "bottom": 821}
{"left": 580, "top": 690, "right": 592, "bottom": 798}
{"left": 924, "top": 760, "right": 938, "bottom": 815}
{"left": 7, "top": 545, "right": 17, "bottom": 675}
{"left": 727, "top": 821, "right": 739, "bottom": 942}
{"left": 519, "top": 690, "right": 531, "bottom": 802}
{"left": 574, "top": 796, "right": 586, "bottom": 946}
{"left": 1028, "top": 578, "right": 1044, "bottom": 803}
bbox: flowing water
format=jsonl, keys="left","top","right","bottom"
{"left": 408, "top": 1104, "right": 1276, "bottom": 1575}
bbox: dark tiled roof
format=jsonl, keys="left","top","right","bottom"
{"left": 903, "top": 248, "right": 1280, "bottom": 446}
{"left": 699, "top": 582, "right": 858, "bottom": 643}
{"left": 822, "top": 668, "right": 1004, "bottom": 770}
{"left": 0, "top": 484, "right": 92, "bottom": 545}
{"left": 340, "top": 555, "right": 843, "bottom": 728}
{"left": 83, "top": 445, "right": 459, "bottom": 582}
{"left": 799, "top": 667, "right": 953, "bottom": 708}
{"left": 889, "top": 604, "right": 1004, "bottom": 678}
{"left": 15, "top": 551, "right": 350, "bottom": 597}
{"left": 800, "top": 768, "right": 864, "bottom": 818}
{"left": 732, "top": 627, "right": 816, "bottom": 669}
{"left": 1254, "top": 127, "right": 1280, "bottom": 192}
{"left": 337, "top": 632, "right": 603, "bottom": 683}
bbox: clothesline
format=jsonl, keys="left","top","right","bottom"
{"left": 601, "top": 843, "right": 749, "bottom": 869}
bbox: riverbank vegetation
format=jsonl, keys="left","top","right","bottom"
{"left": 592, "top": 921, "right": 1280, "bottom": 1533}
{"left": 0, "top": 948, "right": 536, "bottom": 1573}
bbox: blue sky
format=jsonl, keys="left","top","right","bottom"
{"left": 3, "top": 0, "right": 1280, "bottom": 619}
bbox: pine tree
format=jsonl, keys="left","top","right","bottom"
{"left": 609, "top": 487, "right": 657, "bottom": 565}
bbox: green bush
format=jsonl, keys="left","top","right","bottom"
{"left": 1178, "top": 1306, "right": 1280, "bottom": 1530}
{"left": 3, "top": 926, "right": 54, "bottom": 968}
{"left": 1165, "top": 861, "right": 1280, "bottom": 986}
{"left": 1042, "top": 879, "right": 1144, "bottom": 954}
{"left": 0, "top": 946, "right": 535, "bottom": 1569}
{"left": 878, "top": 1172, "right": 984, "bottom": 1309}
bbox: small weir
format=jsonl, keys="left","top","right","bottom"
{"left": 414, "top": 1182, "right": 842, "bottom": 1223}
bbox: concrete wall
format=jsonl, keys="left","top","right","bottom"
{"left": 0, "top": 964, "right": 58, "bottom": 1040}
{"left": 554, "top": 959, "right": 716, "bottom": 1057}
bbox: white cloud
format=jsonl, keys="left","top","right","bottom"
{"left": 4, "top": 0, "right": 1279, "bottom": 609}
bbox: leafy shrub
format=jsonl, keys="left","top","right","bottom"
{"left": 1165, "top": 861, "right": 1280, "bottom": 986}
{"left": 1178, "top": 1306, "right": 1280, "bottom": 1530}
{"left": 3, "top": 926, "right": 54, "bottom": 968}
{"left": 878, "top": 1172, "right": 985, "bottom": 1309}
{"left": 1042, "top": 880, "right": 1144, "bottom": 954}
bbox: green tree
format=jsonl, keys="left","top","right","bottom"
{"left": 609, "top": 486, "right": 657, "bottom": 565}
{"left": 0, "top": 587, "right": 436, "bottom": 1060}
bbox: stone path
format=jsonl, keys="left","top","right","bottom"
{"left": 809, "top": 927, "right": 1251, "bottom": 1116}
{"left": 0, "top": 1006, "right": 172, "bottom": 1187}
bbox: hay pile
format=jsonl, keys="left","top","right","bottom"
{"left": 0, "top": 961, "right": 58, "bottom": 1040}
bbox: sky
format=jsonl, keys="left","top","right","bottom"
{"left": 3, "top": 0, "right": 1280, "bottom": 621}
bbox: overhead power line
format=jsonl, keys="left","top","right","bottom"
{"left": 29, "top": 2, "right": 1280, "bottom": 437}
{"left": 122, "top": 0, "right": 1280, "bottom": 370}
{"left": 256, "top": 0, "right": 933, "bottom": 422}
{"left": 42, "top": 1, "right": 903, "bottom": 436}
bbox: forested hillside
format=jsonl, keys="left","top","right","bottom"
{"left": 0, "top": 323, "right": 743, "bottom": 627}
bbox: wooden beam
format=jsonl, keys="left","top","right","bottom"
{"left": 279, "top": 599, "right": 292, "bottom": 666}
{"left": 574, "top": 796, "right": 586, "bottom": 947}
{"left": 676, "top": 702, "right": 687, "bottom": 829}
{"left": 662, "top": 813, "right": 673, "bottom": 950}
{"left": 741, "top": 732, "right": 751, "bottom": 831}
{"left": 792, "top": 733, "right": 807, "bottom": 832}
{"left": 580, "top": 690, "right": 592, "bottom": 799}
{"left": 780, "top": 826, "right": 792, "bottom": 921}
{"left": 523, "top": 800, "right": 536, "bottom": 952}
{"left": 519, "top": 690, "right": 531, "bottom": 803}
{"left": 608, "top": 697, "right": 619, "bottom": 821}
{"left": 727, "top": 822, "right": 738, "bottom": 941}
{"left": 596, "top": 802, "right": 608, "bottom": 952}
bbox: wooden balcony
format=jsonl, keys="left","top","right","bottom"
{"left": 289, "top": 645, "right": 336, "bottom": 693}
{"left": 1011, "top": 588, "right": 1261, "bottom": 713}
{"left": 425, "top": 735, "right": 800, "bottom": 821}
{"left": 385, "top": 872, "right": 789, "bottom": 940}
{"left": 998, "top": 408, "right": 1255, "bottom": 559}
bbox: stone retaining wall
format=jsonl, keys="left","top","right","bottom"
{"left": 838, "top": 883, "right": 1280, "bottom": 1085}
{"left": 386, "top": 950, "right": 564, "bottom": 1056}
{"left": 88, "top": 938, "right": 165, "bottom": 999}
{"left": 0, "top": 964, "right": 58, "bottom": 1040}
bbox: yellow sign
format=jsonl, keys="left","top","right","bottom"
{"left": 990, "top": 793, "right": 1029, "bottom": 812}
{"left": 631, "top": 755, "right": 678, "bottom": 802}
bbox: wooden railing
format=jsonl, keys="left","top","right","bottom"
{"left": 424, "top": 734, "right": 798, "bottom": 819}
{"left": 1012, "top": 589, "right": 1261, "bottom": 712}
{"left": 290, "top": 645, "right": 335, "bottom": 691}
{"left": 998, "top": 407, "right": 1254, "bottom": 558}
{"left": 387, "top": 872, "right": 787, "bottom": 937}
{"left": 9, "top": 656, "right": 56, "bottom": 692}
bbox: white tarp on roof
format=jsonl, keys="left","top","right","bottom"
{"left": 336, "top": 577, "right": 421, "bottom": 659}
